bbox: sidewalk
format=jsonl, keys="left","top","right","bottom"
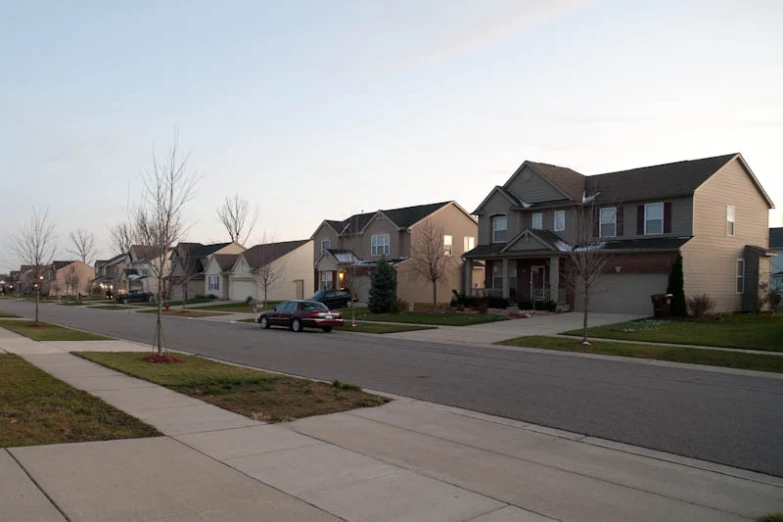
{"left": 2, "top": 334, "right": 782, "bottom": 521}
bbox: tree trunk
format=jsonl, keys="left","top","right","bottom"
{"left": 264, "top": 287, "right": 268, "bottom": 310}
{"left": 156, "top": 277, "right": 164, "bottom": 354}
{"left": 432, "top": 282, "right": 437, "bottom": 311}
{"left": 182, "top": 284, "right": 187, "bottom": 309}
{"left": 35, "top": 290, "right": 40, "bottom": 325}
{"left": 582, "top": 286, "right": 589, "bottom": 344}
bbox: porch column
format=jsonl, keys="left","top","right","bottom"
{"left": 463, "top": 259, "right": 473, "bottom": 294}
{"left": 502, "top": 258, "right": 509, "bottom": 298}
{"left": 549, "top": 256, "right": 560, "bottom": 303}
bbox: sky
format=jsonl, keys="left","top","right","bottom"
{"left": 1, "top": 0, "right": 782, "bottom": 271}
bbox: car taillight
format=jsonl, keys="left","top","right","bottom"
{"left": 310, "top": 312, "right": 321, "bottom": 318}
{"left": 335, "top": 312, "right": 342, "bottom": 319}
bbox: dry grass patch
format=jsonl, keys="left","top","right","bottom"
{"left": 135, "top": 309, "right": 227, "bottom": 318}
{"left": 0, "top": 320, "right": 113, "bottom": 341}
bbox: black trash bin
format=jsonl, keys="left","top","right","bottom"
{"left": 650, "top": 293, "right": 672, "bottom": 318}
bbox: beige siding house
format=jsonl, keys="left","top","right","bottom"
{"left": 225, "top": 240, "right": 313, "bottom": 302}
{"left": 312, "top": 201, "right": 479, "bottom": 305}
{"left": 44, "top": 261, "right": 94, "bottom": 297}
{"left": 466, "top": 154, "right": 775, "bottom": 314}
{"left": 168, "top": 242, "right": 245, "bottom": 301}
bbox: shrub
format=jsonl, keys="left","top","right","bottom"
{"left": 245, "top": 296, "right": 255, "bottom": 304}
{"left": 488, "top": 296, "right": 510, "bottom": 308}
{"left": 757, "top": 282, "right": 782, "bottom": 312}
{"left": 368, "top": 256, "right": 397, "bottom": 314}
{"left": 686, "top": 294, "right": 715, "bottom": 318}
{"left": 389, "top": 298, "right": 408, "bottom": 314}
{"left": 515, "top": 299, "right": 556, "bottom": 312}
{"left": 667, "top": 254, "right": 687, "bottom": 317}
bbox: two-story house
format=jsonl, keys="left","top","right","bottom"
{"left": 91, "top": 253, "right": 129, "bottom": 296}
{"left": 168, "top": 242, "right": 245, "bottom": 301}
{"left": 465, "top": 153, "right": 775, "bottom": 314}
{"left": 311, "top": 201, "right": 480, "bottom": 304}
{"left": 123, "top": 245, "right": 168, "bottom": 296}
{"left": 770, "top": 227, "right": 783, "bottom": 291}
{"left": 42, "top": 260, "right": 93, "bottom": 297}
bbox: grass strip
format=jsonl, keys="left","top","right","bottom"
{"left": 0, "top": 320, "right": 113, "bottom": 341}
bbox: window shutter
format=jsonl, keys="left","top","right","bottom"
{"left": 636, "top": 205, "right": 644, "bottom": 235}
{"left": 616, "top": 206, "right": 624, "bottom": 236}
{"left": 592, "top": 209, "right": 599, "bottom": 237}
{"left": 664, "top": 202, "right": 672, "bottom": 233}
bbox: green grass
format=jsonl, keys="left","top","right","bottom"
{"left": 0, "top": 313, "right": 20, "bottom": 318}
{"left": 194, "top": 301, "right": 280, "bottom": 313}
{"left": 0, "top": 354, "right": 159, "bottom": 447}
{"left": 341, "top": 307, "right": 508, "bottom": 326}
{"left": 89, "top": 304, "right": 132, "bottom": 311}
{"left": 75, "top": 352, "right": 390, "bottom": 422}
{"left": 758, "top": 514, "right": 783, "bottom": 522}
{"left": 137, "top": 297, "right": 219, "bottom": 307}
{"left": 498, "top": 335, "right": 783, "bottom": 374}
{"left": 0, "top": 320, "right": 113, "bottom": 341}
{"left": 335, "top": 323, "right": 437, "bottom": 334}
{"left": 564, "top": 315, "right": 783, "bottom": 352}
{"left": 135, "top": 309, "right": 227, "bottom": 317}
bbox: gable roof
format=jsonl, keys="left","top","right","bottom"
{"left": 242, "top": 240, "right": 310, "bottom": 270}
{"left": 770, "top": 228, "right": 783, "bottom": 250}
{"left": 51, "top": 260, "right": 77, "bottom": 271}
{"left": 525, "top": 161, "right": 586, "bottom": 201}
{"left": 325, "top": 201, "right": 453, "bottom": 235}
{"left": 211, "top": 254, "right": 240, "bottom": 271}
{"left": 129, "top": 245, "right": 160, "bottom": 262}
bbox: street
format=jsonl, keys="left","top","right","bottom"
{"left": 3, "top": 299, "right": 783, "bottom": 478}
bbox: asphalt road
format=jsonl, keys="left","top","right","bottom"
{"left": 3, "top": 299, "right": 783, "bottom": 477}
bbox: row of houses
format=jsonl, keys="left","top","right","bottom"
{"left": 2, "top": 152, "right": 777, "bottom": 313}
{"left": 0, "top": 261, "right": 94, "bottom": 297}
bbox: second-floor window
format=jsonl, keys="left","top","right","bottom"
{"left": 321, "top": 239, "right": 330, "bottom": 253}
{"left": 726, "top": 205, "right": 735, "bottom": 236}
{"left": 600, "top": 207, "right": 617, "bottom": 238}
{"left": 645, "top": 203, "right": 664, "bottom": 235}
{"left": 443, "top": 235, "right": 453, "bottom": 256}
{"left": 531, "top": 213, "right": 543, "bottom": 230}
{"left": 208, "top": 275, "right": 220, "bottom": 291}
{"left": 371, "top": 234, "right": 390, "bottom": 256}
{"left": 464, "top": 236, "right": 475, "bottom": 252}
{"left": 492, "top": 215, "right": 507, "bottom": 243}
{"left": 554, "top": 210, "right": 565, "bottom": 232}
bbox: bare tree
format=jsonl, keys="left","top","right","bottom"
{"left": 132, "top": 137, "right": 200, "bottom": 355}
{"left": 109, "top": 222, "right": 137, "bottom": 256}
{"left": 255, "top": 232, "right": 285, "bottom": 309}
{"left": 68, "top": 229, "right": 97, "bottom": 264}
{"left": 408, "top": 219, "right": 453, "bottom": 310}
{"left": 217, "top": 194, "right": 258, "bottom": 245}
{"left": 64, "top": 265, "right": 81, "bottom": 296}
{"left": 168, "top": 245, "right": 200, "bottom": 309}
{"left": 563, "top": 197, "right": 609, "bottom": 345}
{"left": 8, "top": 208, "right": 57, "bottom": 324}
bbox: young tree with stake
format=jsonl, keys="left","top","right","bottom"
{"left": 8, "top": 208, "right": 56, "bottom": 325}
{"left": 408, "top": 219, "right": 452, "bottom": 310}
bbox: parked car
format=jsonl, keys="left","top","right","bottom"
{"left": 308, "top": 289, "right": 356, "bottom": 309}
{"left": 257, "top": 300, "right": 343, "bottom": 332}
{"left": 116, "top": 290, "right": 151, "bottom": 304}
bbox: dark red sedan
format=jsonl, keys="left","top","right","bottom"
{"left": 257, "top": 300, "right": 344, "bottom": 332}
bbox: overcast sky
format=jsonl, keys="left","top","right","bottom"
{"left": 2, "top": 0, "right": 782, "bottom": 272}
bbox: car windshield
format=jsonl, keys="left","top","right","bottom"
{"left": 302, "top": 301, "right": 329, "bottom": 311}
{"left": 309, "top": 291, "right": 327, "bottom": 300}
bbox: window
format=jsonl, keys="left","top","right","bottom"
{"left": 554, "top": 210, "right": 565, "bottom": 232}
{"left": 531, "top": 213, "right": 543, "bottom": 230}
{"left": 320, "top": 271, "right": 333, "bottom": 290}
{"left": 599, "top": 207, "right": 617, "bottom": 238}
{"left": 208, "top": 275, "right": 219, "bottom": 291}
{"left": 321, "top": 239, "right": 331, "bottom": 253}
{"left": 492, "top": 262, "right": 503, "bottom": 289}
{"left": 370, "top": 234, "right": 390, "bottom": 256}
{"left": 509, "top": 261, "right": 517, "bottom": 295}
{"left": 736, "top": 259, "right": 745, "bottom": 294}
{"left": 463, "top": 236, "right": 475, "bottom": 252}
{"left": 644, "top": 203, "right": 664, "bottom": 235}
{"left": 443, "top": 235, "right": 453, "bottom": 256}
{"left": 726, "top": 205, "right": 735, "bottom": 236}
{"left": 492, "top": 215, "right": 508, "bottom": 243}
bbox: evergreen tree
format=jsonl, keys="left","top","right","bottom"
{"left": 667, "top": 253, "right": 687, "bottom": 317}
{"left": 368, "top": 256, "right": 397, "bottom": 314}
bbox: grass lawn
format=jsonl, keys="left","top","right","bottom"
{"left": 195, "top": 301, "right": 280, "bottom": 313}
{"left": 0, "top": 313, "right": 20, "bottom": 318}
{"left": 498, "top": 335, "right": 783, "bottom": 374}
{"left": 0, "top": 320, "right": 113, "bottom": 341}
{"left": 75, "top": 352, "right": 390, "bottom": 423}
{"left": 137, "top": 297, "right": 220, "bottom": 307}
{"left": 335, "top": 323, "right": 437, "bottom": 334}
{"left": 135, "top": 309, "right": 227, "bottom": 318}
{"left": 89, "top": 304, "right": 133, "bottom": 311}
{"left": 0, "top": 354, "right": 159, "bottom": 447}
{"left": 339, "top": 307, "right": 508, "bottom": 326}
{"left": 564, "top": 315, "right": 783, "bottom": 352}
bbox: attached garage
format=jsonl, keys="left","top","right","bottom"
{"left": 575, "top": 273, "right": 667, "bottom": 314}
{"left": 230, "top": 278, "right": 258, "bottom": 302}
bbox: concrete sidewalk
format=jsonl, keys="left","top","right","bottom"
{"left": 2, "top": 334, "right": 782, "bottom": 521}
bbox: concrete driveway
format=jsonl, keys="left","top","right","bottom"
{"left": 382, "top": 312, "right": 646, "bottom": 345}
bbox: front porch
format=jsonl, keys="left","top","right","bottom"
{"left": 464, "top": 255, "right": 569, "bottom": 308}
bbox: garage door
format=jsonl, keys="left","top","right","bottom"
{"left": 230, "top": 280, "right": 257, "bottom": 302}
{"left": 575, "top": 274, "right": 667, "bottom": 314}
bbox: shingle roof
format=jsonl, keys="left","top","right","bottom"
{"left": 130, "top": 245, "right": 160, "bottom": 262}
{"left": 770, "top": 228, "right": 783, "bottom": 249}
{"left": 52, "top": 261, "right": 77, "bottom": 271}
{"left": 242, "top": 240, "right": 309, "bottom": 270}
{"left": 599, "top": 236, "right": 692, "bottom": 251}
{"left": 328, "top": 201, "right": 452, "bottom": 234}
{"left": 464, "top": 244, "right": 504, "bottom": 258}
{"left": 526, "top": 162, "right": 586, "bottom": 201}
{"left": 212, "top": 254, "right": 240, "bottom": 271}
{"left": 585, "top": 154, "right": 737, "bottom": 203}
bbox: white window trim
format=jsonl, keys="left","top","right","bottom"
{"left": 736, "top": 258, "right": 745, "bottom": 294}
{"left": 463, "top": 236, "right": 475, "bottom": 252}
{"left": 321, "top": 239, "right": 330, "bottom": 253}
{"left": 370, "top": 234, "right": 390, "bottom": 256}
{"left": 554, "top": 210, "right": 565, "bottom": 232}
{"left": 443, "top": 235, "right": 453, "bottom": 256}
{"left": 726, "top": 205, "right": 736, "bottom": 236}
{"left": 599, "top": 207, "right": 617, "bottom": 238}
{"left": 644, "top": 202, "right": 664, "bottom": 236}
{"left": 208, "top": 275, "right": 220, "bottom": 291}
{"left": 492, "top": 215, "right": 508, "bottom": 244}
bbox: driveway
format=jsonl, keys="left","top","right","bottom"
{"left": 382, "top": 312, "right": 645, "bottom": 345}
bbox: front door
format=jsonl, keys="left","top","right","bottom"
{"left": 530, "top": 266, "right": 546, "bottom": 301}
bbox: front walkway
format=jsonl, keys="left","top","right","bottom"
{"left": 2, "top": 330, "right": 782, "bottom": 521}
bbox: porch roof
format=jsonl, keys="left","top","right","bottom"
{"left": 465, "top": 235, "right": 692, "bottom": 259}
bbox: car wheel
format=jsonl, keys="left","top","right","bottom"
{"left": 322, "top": 327, "right": 333, "bottom": 333}
{"left": 259, "top": 316, "right": 270, "bottom": 329}
{"left": 291, "top": 318, "right": 303, "bottom": 332}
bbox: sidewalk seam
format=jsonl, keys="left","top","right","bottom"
{"left": 5, "top": 448, "right": 71, "bottom": 522}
